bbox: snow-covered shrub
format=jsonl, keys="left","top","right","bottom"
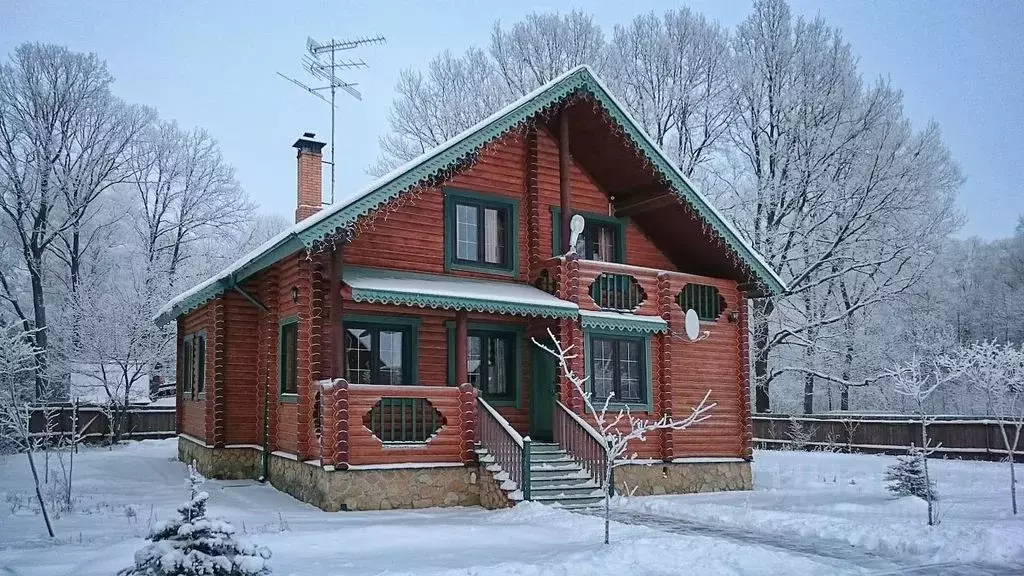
{"left": 786, "top": 418, "right": 815, "bottom": 451}
{"left": 119, "top": 461, "right": 271, "bottom": 575}
{"left": 884, "top": 447, "right": 937, "bottom": 500}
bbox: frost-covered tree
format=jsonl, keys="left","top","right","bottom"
{"left": 941, "top": 341, "right": 1024, "bottom": 514}
{"left": 120, "top": 462, "right": 271, "bottom": 576}
{"left": 0, "top": 43, "right": 153, "bottom": 396}
{"left": 0, "top": 323, "right": 53, "bottom": 537}
{"left": 534, "top": 328, "right": 714, "bottom": 545}
{"left": 885, "top": 446, "right": 937, "bottom": 500}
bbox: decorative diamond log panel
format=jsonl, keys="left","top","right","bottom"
{"left": 589, "top": 272, "right": 646, "bottom": 312}
{"left": 363, "top": 397, "right": 446, "bottom": 444}
{"left": 676, "top": 283, "right": 726, "bottom": 321}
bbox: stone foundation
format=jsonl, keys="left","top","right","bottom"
{"left": 178, "top": 435, "right": 261, "bottom": 480}
{"left": 613, "top": 460, "right": 752, "bottom": 496}
{"left": 177, "top": 436, "right": 511, "bottom": 511}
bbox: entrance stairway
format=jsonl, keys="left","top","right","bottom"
{"left": 476, "top": 442, "right": 604, "bottom": 509}
{"left": 528, "top": 442, "right": 605, "bottom": 508}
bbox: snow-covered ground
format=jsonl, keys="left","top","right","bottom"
{"left": 1, "top": 441, "right": 1021, "bottom": 575}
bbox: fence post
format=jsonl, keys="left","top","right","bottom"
{"left": 522, "top": 436, "right": 532, "bottom": 501}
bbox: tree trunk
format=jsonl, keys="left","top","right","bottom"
{"left": 29, "top": 253, "right": 49, "bottom": 399}
{"left": 26, "top": 447, "right": 55, "bottom": 537}
{"left": 753, "top": 298, "right": 774, "bottom": 413}
{"left": 919, "top": 412, "right": 935, "bottom": 526}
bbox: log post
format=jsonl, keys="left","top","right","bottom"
{"left": 329, "top": 244, "right": 344, "bottom": 378}
{"left": 558, "top": 109, "right": 572, "bottom": 255}
{"left": 455, "top": 310, "right": 469, "bottom": 386}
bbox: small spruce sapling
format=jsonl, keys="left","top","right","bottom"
{"left": 884, "top": 445, "right": 938, "bottom": 500}
{"left": 119, "top": 461, "right": 271, "bottom": 576}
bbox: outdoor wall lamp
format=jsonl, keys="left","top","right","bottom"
{"left": 291, "top": 286, "right": 300, "bottom": 304}
{"left": 728, "top": 310, "right": 739, "bottom": 323}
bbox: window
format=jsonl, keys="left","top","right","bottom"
{"left": 677, "top": 283, "right": 725, "bottom": 321}
{"left": 279, "top": 320, "right": 298, "bottom": 395}
{"left": 445, "top": 189, "right": 518, "bottom": 275}
{"left": 448, "top": 324, "right": 520, "bottom": 405}
{"left": 180, "top": 331, "right": 206, "bottom": 399}
{"left": 551, "top": 209, "right": 625, "bottom": 263}
{"left": 467, "top": 331, "right": 515, "bottom": 401}
{"left": 589, "top": 335, "right": 646, "bottom": 405}
{"left": 181, "top": 337, "right": 193, "bottom": 396}
{"left": 345, "top": 322, "right": 415, "bottom": 385}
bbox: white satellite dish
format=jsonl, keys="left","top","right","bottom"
{"left": 684, "top": 309, "right": 701, "bottom": 341}
{"left": 567, "top": 214, "right": 586, "bottom": 255}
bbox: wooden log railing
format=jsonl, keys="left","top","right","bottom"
{"left": 331, "top": 383, "right": 475, "bottom": 467}
{"left": 476, "top": 397, "right": 531, "bottom": 499}
{"left": 554, "top": 400, "right": 609, "bottom": 494}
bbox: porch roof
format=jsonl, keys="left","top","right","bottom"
{"left": 578, "top": 309, "right": 669, "bottom": 335}
{"left": 343, "top": 267, "right": 578, "bottom": 319}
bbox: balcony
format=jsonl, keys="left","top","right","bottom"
{"left": 533, "top": 256, "right": 733, "bottom": 323}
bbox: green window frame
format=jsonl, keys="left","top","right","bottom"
{"left": 343, "top": 314, "right": 420, "bottom": 385}
{"left": 444, "top": 188, "right": 519, "bottom": 277}
{"left": 551, "top": 208, "right": 626, "bottom": 263}
{"left": 279, "top": 318, "right": 298, "bottom": 398}
{"left": 446, "top": 322, "right": 522, "bottom": 407}
{"left": 180, "top": 331, "right": 206, "bottom": 400}
{"left": 584, "top": 328, "right": 652, "bottom": 411}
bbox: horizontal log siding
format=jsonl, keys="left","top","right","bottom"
{"left": 178, "top": 303, "right": 213, "bottom": 442}
{"left": 348, "top": 385, "right": 466, "bottom": 465}
{"left": 223, "top": 290, "right": 260, "bottom": 446}
{"left": 344, "top": 133, "right": 529, "bottom": 282}
{"left": 273, "top": 253, "right": 305, "bottom": 455}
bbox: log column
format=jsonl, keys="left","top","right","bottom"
{"left": 455, "top": 310, "right": 469, "bottom": 386}
{"left": 329, "top": 244, "right": 344, "bottom": 378}
{"left": 558, "top": 109, "right": 572, "bottom": 255}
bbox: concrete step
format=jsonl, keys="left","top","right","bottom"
{"left": 530, "top": 476, "right": 598, "bottom": 490}
{"left": 530, "top": 483, "right": 603, "bottom": 497}
{"left": 532, "top": 493, "right": 606, "bottom": 508}
{"left": 528, "top": 451, "right": 572, "bottom": 463}
{"left": 530, "top": 467, "right": 591, "bottom": 480}
{"left": 529, "top": 443, "right": 563, "bottom": 453}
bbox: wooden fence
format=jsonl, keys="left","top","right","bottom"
{"left": 754, "top": 413, "right": 1022, "bottom": 462}
{"left": 26, "top": 403, "right": 176, "bottom": 444}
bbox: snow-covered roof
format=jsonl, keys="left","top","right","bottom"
{"left": 578, "top": 309, "right": 669, "bottom": 334}
{"left": 344, "top": 267, "right": 578, "bottom": 319}
{"left": 155, "top": 65, "right": 786, "bottom": 326}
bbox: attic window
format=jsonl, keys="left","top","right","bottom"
{"left": 677, "top": 284, "right": 726, "bottom": 321}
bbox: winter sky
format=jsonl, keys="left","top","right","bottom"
{"left": 3, "top": 0, "right": 1022, "bottom": 239}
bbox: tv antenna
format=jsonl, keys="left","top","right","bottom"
{"left": 277, "top": 34, "right": 385, "bottom": 204}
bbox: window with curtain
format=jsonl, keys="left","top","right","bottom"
{"left": 463, "top": 330, "right": 515, "bottom": 402}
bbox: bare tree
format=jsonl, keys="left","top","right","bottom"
{"left": 490, "top": 11, "right": 606, "bottom": 96}
{"left": 0, "top": 323, "right": 53, "bottom": 537}
{"left": 942, "top": 341, "right": 1024, "bottom": 514}
{"left": 0, "top": 43, "right": 153, "bottom": 397}
{"left": 128, "top": 120, "right": 250, "bottom": 282}
{"left": 534, "top": 328, "right": 714, "bottom": 544}
{"left": 605, "top": 9, "right": 733, "bottom": 177}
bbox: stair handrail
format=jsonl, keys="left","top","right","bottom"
{"left": 554, "top": 400, "right": 609, "bottom": 493}
{"left": 476, "top": 397, "right": 531, "bottom": 500}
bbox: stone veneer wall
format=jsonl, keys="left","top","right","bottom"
{"left": 613, "top": 461, "right": 752, "bottom": 496}
{"left": 178, "top": 436, "right": 511, "bottom": 511}
{"left": 179, "top": 435, "right": 260, "bottom": 480}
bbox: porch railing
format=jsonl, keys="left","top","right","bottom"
{"left": 554, "top": 400, "right": 609, "bottom": 493}
{"left": 476, "top": 397, "right": 531, "bottom": 499}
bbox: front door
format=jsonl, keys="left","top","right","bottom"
{"left": 530, "top": 344, "right": 557, "bottom": 442}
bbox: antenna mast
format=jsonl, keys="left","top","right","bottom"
{"left": 278, "top": 34, "right": 385, "bottom": 204}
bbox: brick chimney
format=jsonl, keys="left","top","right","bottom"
{"left": 293, "top": 132, "right": 326, "bottom": 223}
